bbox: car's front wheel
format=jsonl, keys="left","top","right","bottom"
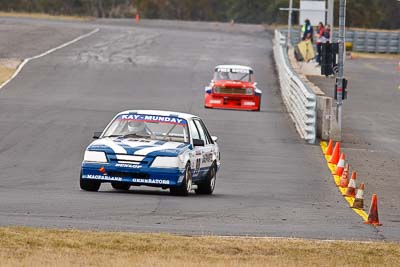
{"left": 80, "top": 173, "right": 101, "bottom": 192}
{"left": 111, "top": 182, "right": 131, "bottom": 191}
{"left": 170, "top": 163, "right": 192, "bottom": 196}
{"left": 195, "top": 162, "right": 216, "bottom": 195}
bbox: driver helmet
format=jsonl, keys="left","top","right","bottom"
{"left": 127, "top": 121, "right": 146, "bottom": 133}
{"left": 219, "top": 71, "right": 229, "bottom": 80}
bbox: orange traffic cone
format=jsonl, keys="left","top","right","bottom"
{"left": 344, "top": 171, "right": 357, "bottom": 197}
{"left": 364, "top": 194, "right": 382, "bottom": 226}
{"left": 324, "top": 139, "right": 333, "bottom": 155}
{"left": 135, "top": 13, "right": 140, "bottom": 23}
{"left": 333, "top": 153, "right": 345, "bottom": 175}
{"left": 339, "top": 163, "right": 350, "bottom": 188}
{"left": 329, "top": 142, "right": 340, "bottom": 164}
{"left": 351, "top": 182, "right": 364, "bottom": 209}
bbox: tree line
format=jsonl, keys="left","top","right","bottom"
{"left": 0, "top": 0, "right": 399, "bottom": 29}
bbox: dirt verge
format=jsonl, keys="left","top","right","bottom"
{"left": 0, "top": 11, "right": 92, "bottom": 21}
{"left": 0, "top": 58, "right": 20, "bottom": 86}
{"left": 0, "top": 227, "right": 399, "bottom": 267}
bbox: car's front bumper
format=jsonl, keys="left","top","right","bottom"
{"left": 204, "top": 93, "right": 261, "bottom": 111}
{"left": 81, "top": 162, "right": 185, "bottom": 187}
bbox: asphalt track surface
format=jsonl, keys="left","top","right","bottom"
{"left": 0, "top": 18, "right": 396, "bottom": 240}
{"left": 309, "top": 58, "right": 400, "bottom": 240}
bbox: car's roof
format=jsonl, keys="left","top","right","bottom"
{"left": 215, "top": 65, "right": 254, "bottom": 72}
{"left": 116, "top": 110, "right": 198, "bottom": 120}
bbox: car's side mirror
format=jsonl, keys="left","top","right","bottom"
{"left": 193, "top": 139, "right": 205, "bottom": 147}
{"left": 93, "top": 132, "right": 102, "bottom": 139}
{"left": 211, "top": 136, "right": 218, "bottom": 142}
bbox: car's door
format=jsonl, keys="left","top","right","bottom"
{"left": 193, "top": 119, "right": 214, "bottom": 179}
{"left": 188, "top": 119, "right": 204, "bottom": 180}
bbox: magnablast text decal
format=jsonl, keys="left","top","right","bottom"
{"left": 118, "top": 114, "right": 186, "bottom": 125}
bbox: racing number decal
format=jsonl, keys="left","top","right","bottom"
{"left": 195, "top": 158, "right": 201, "bottom": 172}
{"left": 201, "top": 152, "right": 213, "bottom": 164}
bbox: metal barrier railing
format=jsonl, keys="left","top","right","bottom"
{"left": 273, "top": 30, "right": 317, "bottom": 144}
{"left": 281, "top": 29, "right": 400, "bottom": 53}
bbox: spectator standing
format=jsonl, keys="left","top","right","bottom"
{"left": 323, "top": 24, "right": 331, "bottom": 42}
{"left": 315, "top": 22, "right": 325, "bottom": 65}
{"left": 302, "top": 19, "right": 314, "bottom": 42}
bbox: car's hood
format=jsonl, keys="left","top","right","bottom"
{"left": 88, "top": 137, "right": 191, "bottom": 157}
{"left": 213, "top": 80, "right": 255, "bottom": 88}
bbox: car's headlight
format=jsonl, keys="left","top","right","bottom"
{"left": 151, "top": 156, "right": 184, "bottom": 168}
{"left": 246, "top": 88, "right": 253, "bottom": 95}
{"left": 84, "top": 151, "right": 108, "bottom": 163}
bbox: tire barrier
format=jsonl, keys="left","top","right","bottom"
{"left": 320, "top": 140, "right": 382, "bottom": 226}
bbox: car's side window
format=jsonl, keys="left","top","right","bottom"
{"left": 198, "top": 120, "right": 214, "bottom": 144}
{"left": 194, "top": 119, "right": 211, "bottom": 145}
{"left": 189, "top": 120, "right": 200, "bottom": 141}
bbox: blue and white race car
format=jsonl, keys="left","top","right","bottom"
{"left": 80, "top": 110, "right": 220, "bottom": 196}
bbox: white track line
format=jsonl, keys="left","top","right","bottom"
{"left": 0, "top": 28, "right": 99, "bottom": 90}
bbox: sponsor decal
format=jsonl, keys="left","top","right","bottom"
{"left": 119, "top": 114, "right": 186, "bottom": 125}
{"left": 115, "top": 163, "right": 143, "bottom": 168}
{"left": 201, "top": 153, "right": 213, "bottom": 164}
{"left": 195, "top": 158, "right": 201, "bottom": 171}
{"left": 217, "top": 68, "right": 250, "bottom": 74}
{"left": 84, "top": 174, "right": 170, "bottom": 185}
{"left": 131, "top": 178, "right": 170, "bottom": 185}
{"left": 209, "top": 99, "right": 222, "bottom": 104}
{"left": 85, "top": 174, "right": 122, "bottom": 181}
{"left": 243, "top": 101, "right": 255, "bottom": 106}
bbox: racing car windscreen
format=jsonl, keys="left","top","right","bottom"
{"left": 214, "top": 68, "right": 252, "bottom": 82}
{"left": 102, "top": 114, "right": 189, "bottom": 143}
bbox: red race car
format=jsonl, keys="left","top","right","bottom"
{"left": 204, "top": 65, "right": 262, "bottom": 111}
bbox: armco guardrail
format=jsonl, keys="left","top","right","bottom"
{"left": 351, "top": 31, "right": 400, "bottom": 53}
{"left": 282, "top": 29, "right": 400, "bottom": 53}
{"left": 273, "top": 30, "right": 317, "bottom": 144}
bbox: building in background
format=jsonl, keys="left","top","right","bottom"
{"left": 299, "top": 0, "right": 326, "bottom": 25}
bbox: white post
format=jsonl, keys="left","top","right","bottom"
{"left": 327, "top": 0, "right": 334, "bottom": 42}
{"left": 287, "top": 0, "right": 293, "bottom": 47}
{"left": 336, "top": 0, "right": 346, "bottom": 130}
